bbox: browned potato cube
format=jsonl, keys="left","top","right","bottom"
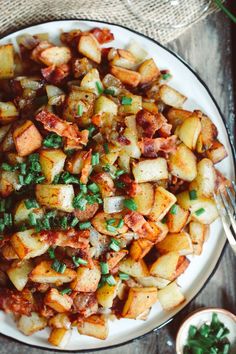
{"left": 17, "top": 312, "right": 47, "bottom": 336}
{"left": 78, "top": 34, "right": 101, "bottom": 64}
{"left": 30, "top": 260, "right": 76, "bottom": 283}
{"left": 157, "top": 281, "right": 185, "bottom": 310}
{"left": 48, "top": 314, "right": 71, "bottom": 329}
{"left": 0, "top": 170, "right": 21, "bottom": 197}
{"left": 0, "top": 44, "right": 14, "bottom": 79}
{"left": 35, "top": 184, "right": 74, "bottom": 212}
{"left": 138, "top": 58, "right": 160, "bottom": 85}
{"left": 166, "top": 204, "right": 190, "bottom": 233}
{"left": 39, "top": 46, "right": 71, "bottom": 66}
{"left": 110, "top": 65, "right": 141, "bottom": 87}
{"left": 77, "top": 315, "right": 108, "bottom": 340}
{"left": 156, "top": 232, "right": 193, "bottom": 255}
{"left": 122, "top": 287, "right": 157, "bottom": 319}
{"left": 7, "top": 259, "right": 33, "bottom": 291}
{"left": 169, "top": 143, "right": 197, "bottom": 182}
{"left": 2, "top": 243, "right": 19, "bottom": 260}
{"left": 206, "top": 140, "right": 228, "bottom": 164}
{"left": 119, "top": 257, "right": 149, "bottom": 277}
{"left": 48, "top": 328, "right": 71, "bottom": 348}
{"left": 110, "top": 49, "right": 136, "bottom": 69}
{"left": 197, "top": 114, "right": 218, "bottom": 151}
{"left": 159, "top": 85, "right": 187, "bottom": 108}
{"left": 13, "top": 120, "right": 42, "bottom": 156}
{"left": 0, "top": 102, "right": 19, "bottom": 125}
{"left": 166, "top": 108, "right": 192, "bottom": 130}
{"left": 45, "top": 288, "right": 73, "bottom": 313}
{"left": 189, "top": 221, "right": 209, "bottom": 255}
{"left": 70, "top": 264, "right": 101, "bottom": 292}
{"left": 132, "top": 158, "right": 168, "bottom": 183}
{"left": 106, "top": 250, "right": 127, "bottom": 270}
{"left": 130, "top": 239, "right": 153, "bottom": 261}
{"left": 133, "top": 183, "right": 154, "bottom": 215}
{"left": 150, "top": 252, "right": 189, "bottom": 280}
{"left": 148, "top": 186, "right": 177, "bottom": 221}
{"left": 39, "top": 149, "right": 66, "bottom": 183}
{"left": 177, "top": 116, "right": 201, "bottom": 150}
{"left": 96, "top": 278, "right": 120, "bottom": 308}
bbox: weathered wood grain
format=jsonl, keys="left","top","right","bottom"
{"left": 0, "top": 9, "right": 235, "bottom": 354}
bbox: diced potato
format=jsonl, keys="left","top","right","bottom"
{"left": 0, "top": 170, "right": 21, "bottom": 197}
{"left": 110, "top": 49, "right": 136, "bottom": 69}
{"left": 133, "top": 183, "right": 154, "bottom": 215}
{"left": 157, "top": 281, "right": 185, "bottom": 310}
{"left": 48, "top": 328, "right": 71, "bottom": 348}
{"left": 189, "top": 221, "right": 209, "bottom": 255}
{"left": 110, "top": 66, "right": 141, "bottom": 87}
{"left": 0, "top": 44, "right": 14, "bottom": 79}
{"left": 96, "top": 278, "right": 120, "bottom": 308}
{"left": 48, "top": 314, "right": 71, "bottom": 329}
{"left": 30, "top": 260, "right": 76, "bottom": 283}
{"left": 206, "top": 140, "right": 228, "bottom": 164}
{"left": 11, "top": 229, "right": 49, "bottom": 260}
{"left": 14, "top": 199, "right": 43, "bottom": 225}
{"left": 166, "top": 108, "right": 192, "bottom": 130}
{"left": 6, "top": 152, "right": 26, "bottom": 165}
{"left": 94, "top": 96, "right": 118, "bottom": 115}
{"left": 0, "top": 127, "right": 14, "bottom": 152}
{"left": 154, "top": 221, "right": 169, "bottom": 242}
{"left": 78, "top": 34, "right": 101, "bottom": 64}
{"left": 70, "top": 264, "right": 101, "bottom": 292}
{"left": 66, "top": 150, "right": 84, "bottom": 174}
{"left": 119, "top": 94, "right": 142, "bottom": 115}
{"left": 80, "top": 68, "right": 103, "bottom": 95}
{"left": 177, "top": 116, "right": 201, "bottom": 150}
{"left": 191, "top": 158, "right": 216, "bottom": 197}
{"left": 103, "top": 196, "right": 125, "bottom": 214}
{"left": 17, "top": 312, "right": 47, "bottom": 336}
{"left": 39, "top": 149, "right": 66, "bottom": 183}
{"left": 138, "top": 58, "right": 160, "bottom": 85}
{"left": 123, "top": 127, "right": 141, "bottom": 159}
{"left": 126, "top": 40, "right": 148, "bottom": 63}
{"left": 78, "top": 314, "right": 108, "bottom": 340}
{"left": 159, "top": 85, "right": 187, "bottom": 108}
{"left": 166, "top": 204, "right": 190, "bottom": 233}
{"left": 2, "top": 243, "right": 19, "bottom": 260}
{"left": 35, "top": 184, "right": 74, "bottom": 212}
{"left": 150, "top": 252, "right": 189, "bottom": 280}
{"left": 0, "top": 124, "right": 11, "bottom": 143}
{"left": 0, "top": 102, "right": 19, "bottom": 125}
{"left": 45, "top": 288, "right": 73, "bottom": 313}
{"left": 39, "top": 46, "right": 71, "bottom": 66}
{"left": 92, "top": 212, "right": 128, "bottom": 236}
{"left": 148, "top": 186, "right": 177, "bottom": 221}
{"left": 118, "top": 151, "right": 131, "bottom": 173}
{"left": 7, "top": 259, "right": 33, "bottom": 291}
{"left": 122, "top": 287, "right": 157, "bottom": 319}
{"left": 130, "top": 239, "right": 153, "bottom": 261}
{"left": 177, "top": 191, "right": 218, "bottom": 224}
{"left": 142, "top": 101, "right": 158, "bottom": 114}
{"left": 91, "top": 172, "right": 115, "bottom": 198}
{"left": 13, "top": 120, "right": 42, "bottom": 157}
{"left": 169, "top": 143, "right": 197, "bottom": 182}
{"left": 107, "top": 250, "right": 128, "bottom": 270}
{"left": 119, "top": 257, "right": 149, "bottom": 277}
{"left": 136, "top": 276, "right": 170, "bottom": 289}
{"left": 156, "top": 232, "right": 193, "bottom": 255}
{"left": 132, "top": 158, "right": 168, "bottom": 183}
{"left": 197, "top": 114, "right": 218, "bottom": 151}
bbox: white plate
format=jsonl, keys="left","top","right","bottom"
{"left": 0, "top": 20, "right": 235, "bottom": 351}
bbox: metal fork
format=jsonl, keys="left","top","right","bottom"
{"left": 214, "top": 181, "right": 236, "bottom": 254}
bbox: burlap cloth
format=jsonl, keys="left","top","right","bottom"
{"left": 0, "top": 0, "right": 220, "bottom": 43}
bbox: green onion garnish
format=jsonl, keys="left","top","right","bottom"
{"left": 87, "top": 124, "right": 96, "bottom": 138}
{"left": 60, "top": 216, "right": 68, "bottom": 230}
{"left": 19, "top": 163, "right": 27, "bottom": 175}
{"left": 0, "top": 200, "right": 5, "bottom": 212}
{"left": 170, "top": 204, "right": 178, "bottom": 215}
{"left": 73, "top": 194, "right": 87, "bottom": 210}
{"left": 61, "top": 171, "right": 80, "bottom": 184}
{"left": 104, "top": 88, "right": 115, "bottom": 95}
{"left": 60, "top": 288, "right": 72, "bottom": 295}
{"left": 79, "top": 221, "right": 91, "bottom": 230}
{"left": 72, "top": 256, "right": 88, "bottom": 267}
{"left": 116, "top": 181, "right": 125, "bottom": 189}
{"left": 34, "top": 175, "right": 45, "bottom": 184}
{"left": 109, "top": 238, "right": 120, "bottom": 252}
{"left": 48, "top": 247, "right": 56, "bottom": 259}
{"left": 106, "top": 218, "right": 116, "bottom": 225}
{"left": 24, "top": 199, "right": 39, "bottom": 209}
{"left": 91, "top": 152, "right": 100, "bottom": 166}
{"left": 71, "top": 217, "right": 79, "bottom": 227}
{"left": 103, "top": 143, "right": 109, "bottom": 154}
{"left": 96, "top": 81, "right": 103, "bottom": 94}
{"left": 105, "top": 274, "right": 116, "bottom": 286}
{"left": 18, "top": 175, "right": 25, "bottom": 185}
{"left": 124, "top": 198, "right": 137, "bottom": 211}
{"left": 24, "top": 173, "right": 34, "bottom": 185}
{"left": 51, "top": 259, "right": 67, "bottom": 273}
{"left": 100, "top": 262, "right": 109, "bottom": 275}
{"left": 88, "top": 183, "right": 99, "bottom": 194}
{"left": 162, "top": 73, "right": 171, "bottom": 80}
{"left": 121, "top": 96, "right": 132, "bottom": 105}
{"left": 1, "top": 162, "right": 15, "bottom": 171}
{"left": 189, "top": 190, "right": 197, "bottom": 200}
{"left": 117, "top": 219, "right": 124, "bottom": 228}
{"left": 115, "top": 169, "right": 125, "bottom": 177}
{"left": 43, "top": 133, "right": 63, "bottom": 148}
{"left": 106, "top": 224, "right": 117, "bottom": 233}
{"left": 195, "top": 208, "right": 205, "bottom": 216}
{"left": 28, "top": 212, "right": 37, "bottom": 226}
{"left": 119, "top": 272, "right": 129, "bottom": 280}
{"left": 3, "top": 213, "right": 12, "bottom": 227}
{"left": 77, "top": 104, "right": 83, "bottom": 117}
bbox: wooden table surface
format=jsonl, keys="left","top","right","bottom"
{"left": 0, "top": 8, "right": 235, "bottom": 354}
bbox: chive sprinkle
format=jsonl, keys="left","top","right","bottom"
{"left": 103, "top": 143, "right": 109, "bottom": 154}
{"left": 24, "top": 199, "right": 39, "bottom": 209}
{"left": 121, "top": 96, "right": 132, "bottom": 105}
{"left": 88, "top": 183, "right": 99, "bottom": 194}
{"left": 48, "top": 247, "right": 56, "bottom": 259}
{"left": 106, "top": 224, "right": 117, "bottom": 233}
{"left": 71, "top": 217, "right": 79, "bottom": 227}
{"left": 109, "top": 238, "right": 120, "bottom": 252}
{"left": 170, "top": 204, "right": 178, "bottom": 215}
{"left": 189, "top": 190, "right": 197, "bottom": 200}
{"left": 195, "top": 208, "right": 205, "bottom": 216}
{"left": 105, "top": 274, "right": 116, "bottom": 286}
{"left": 119, "top": 272, "right": 129, "bottom": 280}
{"left": 96, "top": 81, "right": 103, "bottom": 94}
{"left": 60, "top": 288, "right": 72, "bottom": 295}
{"left": 77, "top": 104, "right": 83, "bottom": 117}
{"left": 72, "top": 256, "right": 88, "bottom": 267}
{"left": 79, "top": 221, "right": 91, "bottom": 230}
{"left": 124, "top": 198, "right": 137, "bottom": 211}
{"left": 91, "top": 152, "right": 100, "bottom": 166}
{"left": 100, "top": 262, "right": 109, "bottom": 275}
{"left": 43, "top": 133, "right": 62, "bottom": 148}
{"left": 104, "top": 88, "right": 115, "bottom": 95}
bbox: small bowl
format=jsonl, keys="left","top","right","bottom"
{"left": 176, "top": 308, "right": 236, "bottom": 354}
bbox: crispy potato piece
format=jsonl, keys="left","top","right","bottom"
{"left": 80, "top": 68, "right": 103, "bottom": 95}
{"left": 48, "top": 314, "right": 71, "bottom": 329}
{"left": 206, "top": 140, "right": 228, "bottom": 164}
{"left": 126, "top": 40, "right": 148, "bottom": 63}
{"left": 119, "top": 257, "right": 149, "bottom": 277}
{"left": 130, "top": 239, "right": 153, "bottom": 261}
{"left": 157, "top": 281, "right": 185, "bottom": 310}
{"left": 132, "top": 158, "right": 168, "bottom": 183}
{"left": 0, "top": 170, "right": 21, "bottom": 197}
{"left": 142, "top": 101, "right": 158, "bottom": 114}
{"left": 191, "top": 158, "right": 216, "bottom": 197}
{"left": 66, "top": 150, "right": 84, "bottom": 174}
{"left": 77, "top": 314, "right": 108, "bottom": 340}
{"left": 45, "top": 288, "right": 73, "bottom": 313}
{"left": 136, "top": 276, "right": 170, "bottom": 289}
{"left": 91, "top": 172, "right": 115, "bottom": 198}
{"left": 6, "top": 152, "right": 26, "bottom": 165}
{"left": 92, "top": 212, "right": 128, "bottom": 236}
{"left": 110, "top": 49, "right": 136, "bottom": 69}
{"left": 189, "top": 221, "right": 209, "bottom": 255}
{"left": 70, "top": 264, "right": 101, "bottom": 292}
{"left": 0, "top": 44, "right": 14, "bottom": 79}
{"left": 13, "top": 120, "right": 42, "bottom": 157}
{"left": 148, "top": 186, "right": 177, "bottom": 221}
{"left": 150, "top": 252, "right": 189, "bottom": 280}
{"left": 2, "top": 243, "right": 19, "bottom": 260}
{"left": 110, "top": 66, "right": 141, "bottom": 87}
{"left": 39, "top": 46, "right": 71, "bottom": 66}
{"left": 11, "top": 229, "right": 49, "bottom": 260}
{"left": 159, "top": 85, "right": 186, "bottom": 108}
{"left": 177, "top": 191, "right": 218, "bottom": 224}
{"left": 118, "top": 151, "right": 131, "bottom": 173}
{"left": 122, "top": 287, "right": 157, "bottom": 319}
{"left": 74, "top": 202, "right": 99, "bottom": 221}
{"left": 39, "top": 149, "right": 66, "bottom": 183}
{"left": 96, "top": 278, "right": 120, "bottom": 308}
{"left": 197, "top": 114, "right": 218, "bottom": 151}
{"left": 30, "top": 260, "right": 76, "bottom": 283}
{"left": 35, "top": 184, "right": 74, "bottom": 212}
{"left": 0, "top": 102, "right": 19, "bottom": 125}
{"left": 133, "top": 183, "right": 154, "bottom": 215}
{"left": 119, "top": 94, "right": 142, "bottom": 115}
{"left": 14, "top": 199, "right": 43, "bottom": 225}
{"left": 17, "top": 312, "right": 47, "bottom": 336}
{"left": 106, "top": 250, "right": 127, "bottom": 270}
{"left": 156, "top": 232, "right": 193, "bottom": 255}
{"left": 168, "top": 143, "right": 197, "bottom": 182}
{"left": 166, "top": 204, "right": 190, "bottom": 233}
{"left": 154, "top": 221, "right": 169, "bottom": 242}
{"left": 138, "top": 58, "right": 160, "bottom": 85}
{"left": 177, "top": 116, "right": 201, "bottom": 150}
{"left": 48, "top": 328, "right": 71, "bottom": 348}
{"left": 78, "top": 34, "right": 101, "bottom": 64}
{"left": 0, "top": 124, "right": 11, "bottom": 143}
{"left": 166, "top": 108, "right": 192, "bottom": 130}
{"left": 7, "top": 260, "right": 33, "bottom": 291}
{"left": 94, "top": 96, "right": 118, "bottom": 115}
{"left": 0, "top": 127, "right": 14, "bottom": 152}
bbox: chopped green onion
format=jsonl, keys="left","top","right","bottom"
{"left": 87, "top": 124, "right": 96, "bottom": 138}
{"left": 24, "top": 173, "right": 34, "bottom": 184}
{"left": 52, "top": 173, "right": 61, "bottom": 184}
{"left": 18, "top": 175, "right": 25, "bottom": 185}
{"left": 24, "top": 199, "right": 39, "bottom": 209}
{"left": 34, "top": 175, "right": 45, "bottom": 184}
{"left": 117, "top": 219, "right": 124, "bottom": 228}
{"left": 0, "top": 221, "right": 4, "bottom": 233}
{"left": 72, "top": 256, "right": 88, "bottom": 267}
{"left": 86, "top": 194, "right": 102, "bottom": 205}
{"left": 195, "top": 208, "right": 205, "bottom": 216}
{"left": 170, "top": 204, "right": 178, "bottom": 215}
{"left": 0, "top": 200, "right": 5, "bottom": 212}
{"left": 48, "top": 247, "right": 56, "bottom": 259}
{"left": 91, "top": 152, "right": 100, "bottom": 166}
{"left": 124, "top": 198, "right": 137, "bottom": 211}
{"left": 105, "top": 274, "right": 116, "bottom": 286}
{"left": 119, "top": 272, "right": 129, "bottom": 280}
{"left": 109, "top": 238, "right": 120, "bottom": 251}
{"left": 103, "top": 143, "right": 109, "bottom": 154}
{"left": 103, "top": 163, "right": 111, "bottom": 172}
{"left": 30, "top": 161, "right": 41, "bottom": 173}
{"left": 222, "top": 343, "right": 230, "bottom": 354}
{"left": 199, "top": 324, "right": 210, "bottom": 337}
{"left": 65, "top": 149, "right": 75, "bottom": 156}
{"left": 116, "top": 181, "right": 125, "bottom": 189}
{"left": 18, "top": 224, "right": 27, "bottom": 231}
{"left": 88, "top": 183, "right": 100, "bottom": 194}
{"left": 45, "top": 210, "right": 57, "bottom": 219}
{"left": 28, "top": 212, "right": 37, "bottom": 226}
{"left": 19, "top": 163, "right": 27, "bottom": 175}
{"left": 121, "top": 96, "right": 132, "bottom": 105}
{"left": 3, "top": 213, "right": 12, "bottom": 227}
{"left": 77, "top": 104, "right": 83, "bottom": 117}
{"left": 1, "top": 162, "right": 15, "bottom": 171}
{"left": 60, "top": 216, "right": 68, "bottom": 230}
{"left": 96, "top": 81, "right": 103, "bottom": 94}
{"left": 61, "top": 171, "right": 80, "bottom": 184}
{"left": 162, "top": 73, "right": 171, "bottom": 80}
{"left": 115, "top": 169, "right": 125, "bottom": 177}
{"left": 104, "top": 88, "right": 115, "bottom": 95}
{"left": 79, "top": 221, "right": 91, "bottom": 230}
{"left": 28, "top": 153, "right": 39, "bottom": 163}
{"left": 71, "top": 217, "right": 79, "bottom": 227}
{"left": 43, "top": 133, "right": 63, "bottom": 148}
{"left": 73, "top": 194, "right": 87, "bottom": 210}
{"left": 188, "top": 325, "right": 197, "bottom": 339}
{"left": 106, "top": 224, "right": 117, "bottom": 233}
{"left": 100, "top": 262, "right": 109, "bottom": 275}
{"left": 106, "top": 218, "right": 116, "bottom": 225}
{"left": 60, "top": 288, "right": 72, "bottom": 295}
{"left": 189, "top": 190, "right": 197, "bottom": 200}
{"left": 51, "top": 259, "right": 67, "bottom": 273}
{"left": 80, "top": 184, "right": 87, "bottom": 193}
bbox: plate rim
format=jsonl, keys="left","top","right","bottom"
{"left": 0, "top": 18, "right": 235, "bottom": 353}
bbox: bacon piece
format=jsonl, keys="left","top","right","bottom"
{"left": 140, "top": 135, "right": 177, "bottom": 157}
{"left": 117, "top": 135, "right": 131, "bottom": 145}
{"left": 91, "top": 114, "right": 102, "bottom": 127}
{"left": 73, "top": 292, "right": 98, "bottom": 317}
{"left": 80, "top": 149, "right": 92, "bottom": 184}
{"left": 35, "top": 110, "right": 88, "bottom": 145}
{"left": 41, "top": 64, "right": 70, "bottom": 85}
{"left": 74, "top": 203, "right": 99, "bottom": 221}
{"left": 136, "top": 109, "right": 164, "bottom": 138}
{"left": 0, "top": 288, "right": 33, "bottom": 315}
{"left": 158, "top": 121, "right": 172, "bottom": 138}
{"left": 124, "top": 212, "right": 146, "bottom": 232}
{"left": 90, "top": 28, "right": 114, "bottom": 44}
{"left": 40, "top": 229, "right": 90, "bottom": 249}
{"left": 118, "top": 173, "right": 141, "bottom": 197}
